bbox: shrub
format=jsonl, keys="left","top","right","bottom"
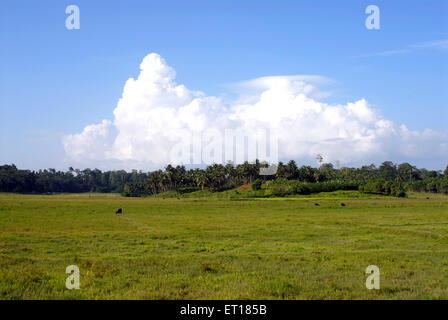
{"left": 391, "top": 183, "right": 406, "bottom": 197}
{"left": 121, "top": 183, "right": 145, "bottom": 197}
{"left": 177, "top": 187, "right": 200, "bottom": 194}
{"left": 438, "top": 178, "right": 448, "bottom": 194}
{"left": 406, "top": 177, "right": 448, "bottom": 194}
{"left": 272, "top": 184, "right": 290, "bottom": 196}
{"left": 291, "top": 181, "right": 358, "bottom": 195}
{"left": 264, "top": 180, "right": 358, "bottom": 196}
{"left": 292, "top": 183, "right": 311, "bottom": 195}
{"left": 360, "top": 179, "right": 406, "bottom": 197}
{"left": 406, "top": 180, "right": 425, "bottom": 192}
{"left": 251, "top": 179, "right": 263, "bottom": 191}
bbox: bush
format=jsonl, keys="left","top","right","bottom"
{"left": 121, "top": 183, "right": 145, "bottom": 197}
{"left": 391, "top": 183, "right": 406, "bottom": 197}
{"left": 292, "top": 183, "right": 310, "bottom": 195}
{"left": 360, "top": 179, "right": 406, "bottom": 197}
{"left": 290, "top": 181, "right": 358, "bottom": 195}
{"left": 177, "top": 187, "right": 200, "bottom": 194}
{"left": 438, "top": 179, "right": 448, "bottom": 194}
{"left": 272, "top": 183, "right": 290, "bottom": 196}
{"left": 406, "top": 177, "right": 448, "bottom": 194}
{"left": 264, "top": 179, "right": 358, "bottom": 196}
{"left": 251, "top": 179, "right": 263, "bottom": 191}
{"left": 406, "top": 180, "right": 425, "bottom": 192}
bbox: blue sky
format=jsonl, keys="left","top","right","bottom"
{"left": 1, "top": 0, "right": 447, "bottom": 170}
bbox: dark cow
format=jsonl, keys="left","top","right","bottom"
{"left": 115, "top": 208, "right": 122, "bottom": 214}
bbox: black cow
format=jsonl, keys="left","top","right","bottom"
{"left": 115, "top": 208, "right": 122, "bottom": 214}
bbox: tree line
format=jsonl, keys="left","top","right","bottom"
{"left": 0, "top": 165, "right": 148, "bottom": 193}
{"left": 1, "top": 161, "right": 447, "bottom": 196}
{"left": 121, "top": 160, "right": 448, "bottom": 197}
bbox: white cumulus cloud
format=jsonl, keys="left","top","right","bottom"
{"left": 62, "top": 53, "right": 448, "bottom": 170}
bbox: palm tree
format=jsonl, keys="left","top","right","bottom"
{"left": 196, "top": 171, "right": 207, "bottom": 191}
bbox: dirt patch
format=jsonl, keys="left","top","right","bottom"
{"left": 236, "top": 184, "right": 251, "bottom": 191}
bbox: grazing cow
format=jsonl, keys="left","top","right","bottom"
{"left": 340, "top": 203, "right": 346, "bottom": 207}
{"left": 315, "top": 203, "right": 320, "bottom": 206}
{"left": 115, "top": 208, "right": 122, "bottom": 215}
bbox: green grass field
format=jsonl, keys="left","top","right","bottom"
{"left": 1, "top": 191, "right": 448, "bottom": 299}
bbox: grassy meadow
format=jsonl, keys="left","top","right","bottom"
{"left": 1, "top": 191, "right": 448, "bottom": 299}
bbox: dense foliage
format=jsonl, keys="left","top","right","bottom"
{"left": 0, "top": 164, "right": 148, "bottom": 193}
{"left": 261, "top": 179, "right": 359, "bottom": 197}
{"left": 125, "top": 161, "right": 447, "bottom": 197}
{"left": 1, "top": 161, "right": 447, "bottom": 197}
{"left": 359, "top": 179, "right": 406, "bottom": 197}
{"left": 251, "top": 179, "right": 263, "bottom": 191}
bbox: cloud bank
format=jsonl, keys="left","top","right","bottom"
{"left": 63, "top": 53, "right": 448, "bottom": 170}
